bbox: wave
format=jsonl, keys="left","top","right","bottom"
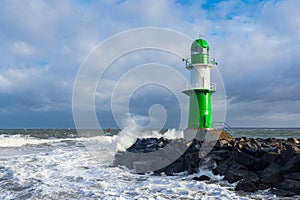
{"left": 0, "top": 129, "right": 111, "bottom": 139}
{"left": 0, "top": 134, "right": 76, "bottom": 148}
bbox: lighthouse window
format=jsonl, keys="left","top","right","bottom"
{"left": 192, "top": 47, "right": 201, "bottom": 55}
{"left": 192, "top": 47, "right": 208, "bottom": 55}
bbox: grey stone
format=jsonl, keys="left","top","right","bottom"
{"left": 281, "top": 179, "right": 300, "bottom": 193}
{"left": 283, "top": 172, "right": 300, "bottom": 181}
{"left": 261, "top": 163, "right": 283, "bottom": 185}
{"left": 280, "top": 146, "right": 294, "bottom": 164}
{"left": 261, "top": 152, "right": 279, "bottom": 163}
{"left": 235, "top": 179, "right": 256, "bottom": 192}
{"left": 193, "top": 175, "right": 211, "bottom": 181}
{"left": 224, "top": 169, "right": 259, "bottom": 184}
{"left": 282, "top": 155, "right": 300, "bottom": 172}
{"left": 234, "top": 149, "right": 254, "bottom": 167}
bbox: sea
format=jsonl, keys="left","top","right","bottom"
{"left": 0, "top": 128, "right": 299, "bottom": 200}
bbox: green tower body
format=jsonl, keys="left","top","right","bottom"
{"left": 187, "top": 90, "right": 212, "bottom": 128}
{"left": 183, "top": 38, "right": 216, "bottom": 130}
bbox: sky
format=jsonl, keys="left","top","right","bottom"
{"left": 0, "top": 0, "right": 300, "bottom": 128}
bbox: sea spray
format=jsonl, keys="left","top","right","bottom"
{"left": 83, "top": 124, "right": 185, "bottom": 166}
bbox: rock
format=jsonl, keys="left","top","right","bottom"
{"left": 212, "top": 163, "right": 228, "bottom": 175}
{"left": 126, "top": 137, "right": 171, "bottom": 153}
{"left": 156, "top": 157, "right": 186, "bottom": 175}
{"left": 287, "top": 138, "right": 300, "bottom": 145}
{"left": 254, "top": 157, "right": 270, "bottom": 170}
{"left": 270, "top": 188, "right": 296, "bottom": 197}
{"left": 284, "top": 172, "right": 300, "bottom": 181}
{"left": 224, "top": 169, "right": 259, "bottom": 184}
{"left": 228, "top": 162, "right": 248, "bottom": 171}
{"left": 254, "top": 151, "right": 279, "bottom": 170}
{"left": 257, "top": 183, "right": 271, "bottom": 190}
{"left": 133, "top": 160, "right": 156, "bottom": 174}
{"left": 199, "top": 157, "right": 216, "bottom": 170}
{"left": 218, "top": 130, "right": 233, "bottom": 141}
{"left": 209, "top": 154, "right": 225, "bottom": 161}
{"left": 261, "top": 152, "right": 279, "bottom": 163}
{"left": 126, "top": 138, "right": 157, "bottom": 153}
{"left": 208, "top": 149, "right": 230, "bottom": 162}
{"left": 219, "top": 139, "right": 228, "bottom": 146}
{"left": 281, "top": 179, "right": 300, "bottom": 193}
{"left": 242, "top": 146, "right": 257, "bottom": 156}
{"left": 234, "top": 149, "right": 255, "bottom": 167}
{"left": 235, "top": 143, "right": 243, "bottom": 150}
{"left": 292, "top": 145, "right": 300, "bottom": 155}
{"left": 210, "top": 149, "right": 230, "bottom": 156}
{"left": 255, "top": 149, "right": 268, "bottom": 158}
{"left": 280, "top": 146, "right": 294, "bottom": 164}
{"left": 254, "top": 139, "right": 262, "bottom": 148}
{"left": 261, "top": 163, "right": 283, "bottom": 185}
{"left": 114, "top": 136, "right": 300, "bottom": 197}
{"left": 281, "top": 155, "right": 300, "bottom": 172}
{"left": 235, "top": 179, "right": 256, "bottom": 192}
{"left": 193, "top": 175, "right": 211, "bottom": 181}
{"left": 154, "top": 139, "right": 202, "bottom": 175}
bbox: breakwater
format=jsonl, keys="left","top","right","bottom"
{"left": 114, "top": 134, "right": 300, "bottom": 197}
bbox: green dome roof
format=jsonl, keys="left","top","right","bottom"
{"left": 191, "top": 39, "right": 209, "bottom": 50}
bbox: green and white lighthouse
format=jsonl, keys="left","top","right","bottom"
{"left": 183, "top": 36, "right": 217, "bottom": 138}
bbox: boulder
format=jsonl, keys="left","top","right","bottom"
{"left": 281, "top": 155, "right": 300, "bottom": 172}
{"left": 254, "top": 139, "right": 262, "bottom": 148}
{"left": 261, "top": 163, "right": 283, "bottom": 185}
{"left": 242, "top": 146, "right": 257, "bottom": 156}
{"left": 127, "top": 137, "right": 172, "bottom": 153}
{"left": 228, "top": 162, "right": 248, "bottom": 171}
{"left": 292, "top": 145, "right": 300, "bottom": 155}
{"left": 133, "top": 160, "right": 156, "bottom": 174}
{"left": 280, "top": 146, "right": 294, "bottom": 164}
{"left": 235, "top": 179, "right": 256, "bottom": 192}
{"left": 287, "top": 138, "right": 300, "bottom": 145}
{"left": 210, "top": 149, "right": 230, "bottom": 156}
{"left": 256, "top": 183, "right": 271, "bottom": 190}
{"left": 261, "top": 152, "right": 279, "bottom": 163}
{"left": 270, "top": 189, "right": 296, "bottom": 197}
{"left": 283, "top": 172, "right": 300, "bottom": 181}
{"left": 224, "top": 169, "right": 259, "bottom": 184}
{"left": 193, "top": 175, "right": 211, "bottom": 181}
{"left": 254, "top": 157, "right": 270, "bottom": 171}
{"left": 281, "top": 179, "right": 300, "bottom": 193}
{"left": 127, "top": 138, "right": 158, "bottom": 153}
{"left": 234, "top": 149, "right": 254, "bottom": 167}
{"left": 208, "top": 154, "right": 225, "bottom": 161}
{"left": 255, "top": 148, "right": 268, "bottom": 158}
{"left": 212, "top": 162, "right": 228, "bottom": 175}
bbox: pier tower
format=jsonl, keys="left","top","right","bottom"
{"left": 183, "top": 37, "right": 217, "bottom": 140}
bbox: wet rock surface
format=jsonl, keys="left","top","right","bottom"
{"left": 192, "top": 175, "right": 211, "bottom": 181}
{"left": 208, "top": 137, "right": 300, "bottom": 196}
{"left": 113, "top": 135, "right": 300, "bottom": 196}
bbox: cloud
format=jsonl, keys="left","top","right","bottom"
{"left": 13, "top": 41, "right": 35, "bottom": 57}
{"left": 0, "top": 0, "right": 299, "bottom": 128}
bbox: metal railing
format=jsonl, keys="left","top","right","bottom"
{"left": 185, "top": 82, "right": 216, "bottom": 91}
{"left": 210, "top": 82, "right": 216, "bottom": 91}
{"left": 182, "top": 57, "right": 218, "bottom": 66}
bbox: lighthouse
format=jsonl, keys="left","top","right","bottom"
{"left": 183, "top": 36, "right": 217, "bottom": 140}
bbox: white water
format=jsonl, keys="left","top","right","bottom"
{"left": 0, "top": 128, "right": 276, "bottom": 199}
